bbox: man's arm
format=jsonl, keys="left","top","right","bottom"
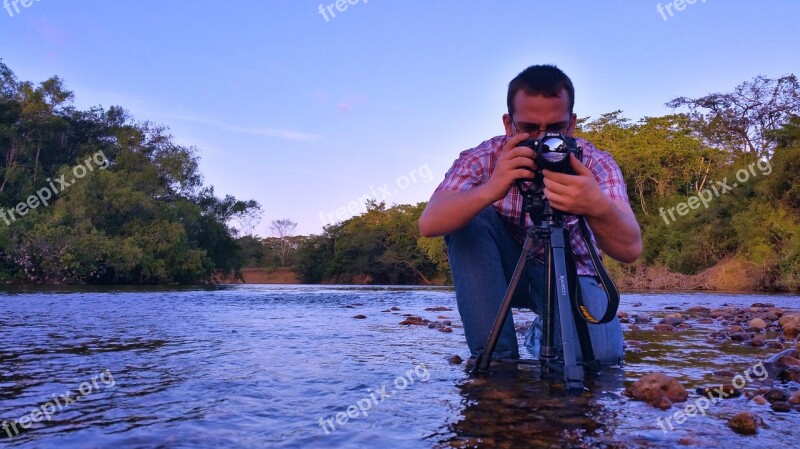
{"left": 419, "top": 133, "right": 534, "bottom": 237}
{"left": 541, "top": 154, "right": 642, "bottom": 263}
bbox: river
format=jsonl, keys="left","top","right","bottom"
{"left": 1, "top": 285, "right": 798, "bottom": 448}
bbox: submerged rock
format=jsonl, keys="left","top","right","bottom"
{"left": 763, "top": 388, "right": 789, "bottom": 403}
{"left": 727, "top": 411, "right": 762, "bottom": 435}
{"left": 448, "top": 355, "right": 463, "bottom": 365}
{"left": 748, "top": 318, "right": 767, "bottom": 330}
{"left": 625, "top": 372, "right": 688, "bottom": 409}
{"left": 424, "top": 306, "right": 452, "bottom": 312}
{"left": 771, "top": 402, "right": 792, "bottom": 412}
{"left": 399, "top": 316, "right": 424, "bottom": 325}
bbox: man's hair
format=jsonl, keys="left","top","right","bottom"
{"left": 507, "top": 65, "right": 575, "bottom": 116}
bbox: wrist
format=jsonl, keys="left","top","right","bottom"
{"left": 476, "top": 182, "right": 500, "bottom": 206}
{"left": 588, "top": 194, "right": 615, "bottom": 221}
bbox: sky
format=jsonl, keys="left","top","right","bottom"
{"left": 1, "top": 0, "right": 799, "bottom": 236}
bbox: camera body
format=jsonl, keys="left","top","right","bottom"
{"left": 516, "top": 131, "right": 582, "bottom": 175}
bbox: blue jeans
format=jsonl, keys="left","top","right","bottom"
{"left": 445, "top": 206, "right": 624, "bottom": 364}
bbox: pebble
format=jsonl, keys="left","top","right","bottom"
{"left": 447, "top": 355, "right": 463, "bottom": 365}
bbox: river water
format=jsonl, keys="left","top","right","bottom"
{"left": 1, "top": 285, "right": 798, "bottom": 448}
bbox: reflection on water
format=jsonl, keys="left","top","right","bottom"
{"left": 0, "top": 286, "right": 798, "bottom": 448}
{"left": 439, "top": 362, "right": 628, "bottom": 449}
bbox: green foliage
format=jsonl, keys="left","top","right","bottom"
{"left": 294, "top": 202, "right": 450, "bottom": 285}
{"left": 0, "top": 61, "right": 260, "bottom": 284}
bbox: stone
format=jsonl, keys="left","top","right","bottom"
{"left": 353, "top": 314, "right": 367, "bottom": 319}
{"left": 748, "top": 318, "right": 767, "bottom": 330}
{"left": 727, "top": 412, "right": 762, "bottom": 435}
{"left": 763, "top": 388, "right": 789, "bottom": 403}
{"left": 654, "top": 324, "right": 676, "bottom": 332}
{"left": 625, "top": 372, "right": 688, "bottom": 409}
{"left": 686, "top": 306, "right": 710, "bottom": 315}
{"left": 771, "top": 402, "right": 792, "bottom": 412}
{"left": 661, "top": 313, "right": 685, "bottom": 326}
{"left": 751, "top": 395, "right": 768, "bottom": 405}
{"left": 448, "top": 355, "right": 463, "bottom": 365}
{"left": 424, "top": 306, "right": 452, "bottom": 312}
{"left": 777, "top": 356, "right": 800, "bottom": 367}
{"left": 781, "top": 367, "right": 800, "bottom": 383}
{"left": 399, "top": 316, "right": 424, "bottom": 325}
{"left": 729, "top": 332, "right": 752, "bottom": 342}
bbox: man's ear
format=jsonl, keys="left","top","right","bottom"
{"left": 567, "top": 113, "right": 577, "bottom": 137}
{"left": 503, "top": 113, "right": 514, "bottom": 136}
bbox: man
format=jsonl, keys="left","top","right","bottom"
{"left": 419, "top": 65, "right": 642, "bottom": 364}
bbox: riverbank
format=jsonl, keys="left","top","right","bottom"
{"left": 219, "top": 256, "right": 779, "bottom": 293}
{"left": 214, "top": 268, "right": 301, "bottom": 284}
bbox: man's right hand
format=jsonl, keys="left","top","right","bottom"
{"left": 482, "top": 133, "right": 537, "bottom": 202}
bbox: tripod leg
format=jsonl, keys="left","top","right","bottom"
{"left": 549, "top": 227, "right": 585, "bottom": 390}
{"left": 472, "top": 231, "right": 536, "bottom": 375}
{"left": 572, "top": 282, "right": 602, "bottom": 375}
{"left": 540, "top": 236, "right": 557, "bottom": 371}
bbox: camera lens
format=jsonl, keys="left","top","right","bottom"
{"left": 541, "top": 137, "right": 569, "bottom": 163}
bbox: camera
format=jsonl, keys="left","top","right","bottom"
{"left": 517, "top": 131, "right": 582, "bottom": 175}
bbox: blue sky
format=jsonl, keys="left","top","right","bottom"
{"left": 2, "top": 0, "right": 798, "bottom": 236}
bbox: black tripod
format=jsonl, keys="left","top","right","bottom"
{"left": 471, "top": 179, "right": 617, "bottom": 391}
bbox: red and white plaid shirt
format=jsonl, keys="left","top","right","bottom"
{"left": 435, "top": 135, "right": 630, "bottom": 275}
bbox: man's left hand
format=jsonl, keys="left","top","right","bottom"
{"left": 541, "top": 154, "right": 611, "bottom": 218}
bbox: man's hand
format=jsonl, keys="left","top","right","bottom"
{"left": 483, "top": 133, "right": 536, "bottom": 203}
{"left": 541, "top": 154, "right": 610, "bottom": 218}
{"left": 542, "top": 154, "right": 642, "bottom": 263}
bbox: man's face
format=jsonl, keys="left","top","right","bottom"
{"left": 503, "top": 88, "right": 577, "bottom": 139}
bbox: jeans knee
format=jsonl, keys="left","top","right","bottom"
{"left": 446, "top": 206, "right": 500, "bottom": 244}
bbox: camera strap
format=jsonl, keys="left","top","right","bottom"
{"left": 572, "top": 217, "right": 620, "bottom": 324}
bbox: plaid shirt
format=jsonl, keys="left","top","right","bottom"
{"left": 435, "top": 135, "right": 629, "bottom": 275}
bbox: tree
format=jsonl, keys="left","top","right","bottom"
{"left": 666, "top": 74, "right": 800, "bottom": 158}
{"left": 269, "top": 219, "right": 297, "bottom": 266}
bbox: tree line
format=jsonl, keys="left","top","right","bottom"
{"left": 0, "top": 61, "right": 260, "bottom": 284}
{"left": 2, "top": 60, "right": 798, "bottom": 290}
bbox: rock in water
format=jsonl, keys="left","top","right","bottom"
{"left": 624, "top": 372, "right": 688, "bottom": 409}
{"left": 727, "top": 411, "right": 762, "bottom": 435}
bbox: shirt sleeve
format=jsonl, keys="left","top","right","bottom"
{"left": 586, "top": 149, "right": 630, "bottom": 203}
{"left": 434, "top": 151, "right": 488, "bottom": 193}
